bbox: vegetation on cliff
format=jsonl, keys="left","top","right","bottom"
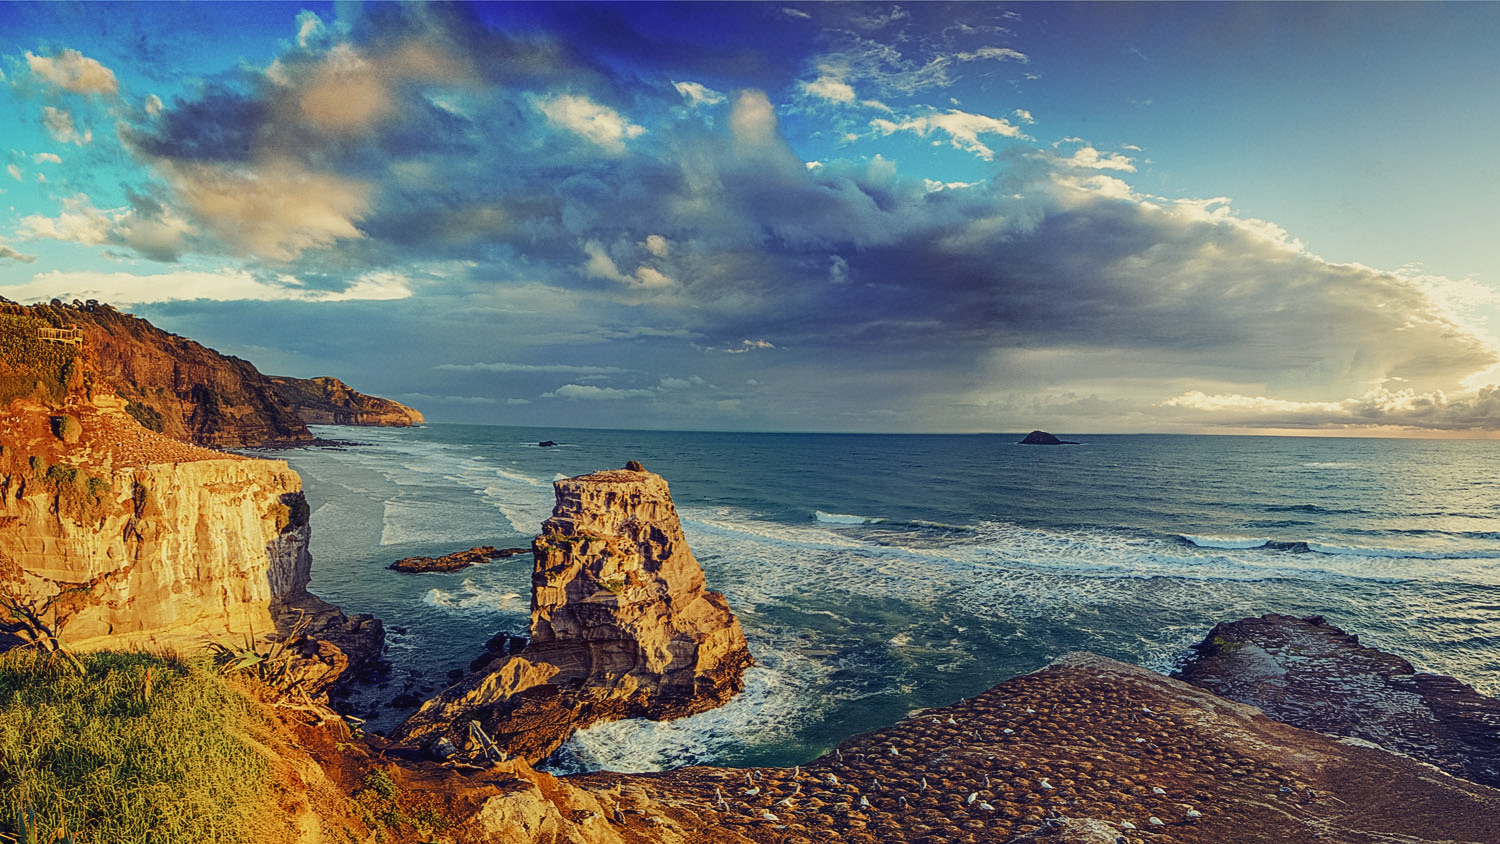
{"left": 0, "top": 650, "right": 271, "bottom": 844}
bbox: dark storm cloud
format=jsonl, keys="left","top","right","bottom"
{"left": 73, "top": 2, "right": 1500, "bottom": 431}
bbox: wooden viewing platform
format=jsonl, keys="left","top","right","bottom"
{"left": 37, "top": 327, "right": 84, "bottom": 345}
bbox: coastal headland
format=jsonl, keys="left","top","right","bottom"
{"left": 2, "top": 301, "right": 1499, "bottom": 842}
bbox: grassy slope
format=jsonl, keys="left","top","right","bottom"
{"left": 0, "top": 651, "right": 271, "bottom": 844}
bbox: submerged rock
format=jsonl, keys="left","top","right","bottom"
{"left": 394, "top": 464, "right": 753, "bottom": 763}
{"left": 1175, "top": 612, "right": 1500, "bottom": 789}
{"left": 388, "top": 545, "right": 530, "bottom": 574}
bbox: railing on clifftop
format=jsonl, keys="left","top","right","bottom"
{"left": 37, "top": 327, "right": 84, "bottom": 345}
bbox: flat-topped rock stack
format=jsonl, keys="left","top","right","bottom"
{"left": 395, "top": 463, "right": 753, "bottom": 764}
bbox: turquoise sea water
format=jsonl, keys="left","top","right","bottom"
{"left": 255, "top": 426, "right": 1500, "bottom": 773}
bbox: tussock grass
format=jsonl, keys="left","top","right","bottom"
{"left": 0, "top": 649, "right": 271, "bottom": 843}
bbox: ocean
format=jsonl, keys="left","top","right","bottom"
{"left": 255, "top": 426, "right": 1500, "bottom": 774}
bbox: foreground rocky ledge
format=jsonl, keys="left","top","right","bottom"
{"left": 338, "top": 649, "right": 1499, "bottom": 844}
{"left": 394, "top": 465, "right": 753, "bottom": 763}
{"left": 1175, "top": 612, "right": 1500, "bottom": 789}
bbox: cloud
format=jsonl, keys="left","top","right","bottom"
{"left": 25, "top": 49, "right": 119, "bottom": 96}
{"left": 41, "top": 107, "right": 91, "bottom": 145}
{"left": 45, "top": 2, "right": 1495, "bottom": 434}
{"left": 32, "top": 152, "right": 61, "bottom": 164}
{"left": 435, "top": 362, "right": 628, "bottom": 375}
{"left": 0, "top": 246, "right": 37, "bottom": 263}
{"left": 1056, "top": 142, "right": 1136, "bottom": 171}
{"left": 725, "top": 339, "right": 776, "bottom": 354}
{"left": 674, "top": 81, "right": 725, "bottom": 107}
{"left": 871, "top": 108, "right": 1027, "bottom": 159}
{"left": 802, "top": 75, "right": 858, "bottom": 104}
{"left": 19, "top": 194, "right": 194, "bottom": 262}
{"left": 398, "top": 392, "right": 497, "bottom": 406}
{"left": 534, "top": 93, "right": 646, "bottom": 154}
{"left": 155, "top": 158, "right": 370, "bottom": 261}
{"left": 1, "top": 268, "right": 412, "bottom": 305}
{"left": 19, "top": 195, "right": 112, "bottom": 245}
{"left": 544, "top": 383, "right": 655, "bottom": 400}
{"left": 1162, "top": 386, "right": 1500, "bottom": 431}
{"left": 5, "top": 164, "right": 21, "bottom": 182}
{"left": 955, "top": 47, "right": 1029, "bottom": 63}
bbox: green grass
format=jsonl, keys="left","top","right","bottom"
{"left": 0, "top": 650, "right": 272, "bottom": 844}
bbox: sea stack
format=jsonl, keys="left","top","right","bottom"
{"left": 395, "top": 463, "right": 753, "bottom": 763}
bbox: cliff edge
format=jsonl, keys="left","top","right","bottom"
{"left": 394, "top": 464, "right": 753, "bottom": 763}
{"left": 269, "top": 375, "right": 423, "bottom": 428}
{"left": 1, "top": 298, "right": 420, "bottom": 447}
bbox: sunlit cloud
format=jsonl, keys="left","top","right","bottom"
{"left": 534, "top": 93, "right": 646, "bottom": 154}
{"left": 25, "top": 48, "right": 118, "bottom": 95}
{"left": 2, "top": 268, "right": 411, "bottom": 305}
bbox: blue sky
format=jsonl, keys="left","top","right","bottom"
{"left": 3, "top": 2, "right": 1500, "bottom": 434}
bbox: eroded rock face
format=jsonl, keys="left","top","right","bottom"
{"left": 0, "top": 397, "right": 377, "bottom": 672}
{"left": 395, "top": 466, "right": 752, "bottom": 764}
{"left": 1175, "top": 613, "right": 1500, "bottom": 789}
{"left": 0, "top": 454, "right": 309, "bottom": 650}
{"left": 268, "top": 376, "right": 424, "bottom": 428}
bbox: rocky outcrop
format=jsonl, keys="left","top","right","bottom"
{"left": 3, "top": 299, "right": 418, "bottom": 448}
{"left": 0, "top": 394, "right": 383, "bottom": 692}
{"left": 268, "top": 376, "right": 424, "bottom": 428}
{"left": 1019, "top": 430, "right": 1079, "bottom": 445}
{"left": 394, "top": 465, "right": 753, "bottom": 764}
{"left": 0, "top": 397, "right": 312, "bottom": 650}
{"left": 56, "top": 300, "right": 314, "bottom": 447}
{"left": 1175, "top": 612, "right": 1500, "bottom": 789}
{"left": 388, "top": 545, "right": 530, "bottom": 574}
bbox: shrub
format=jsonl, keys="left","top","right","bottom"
{"left": 49, "top": 415, "right": 81, "bottom": 444}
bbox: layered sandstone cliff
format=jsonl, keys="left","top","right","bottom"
{"left": 0, "top": 395, "right": 381, "bottom": 677}
{"left": 0, "top": 396, "right": 308, "bottom": 649}
{"left": 395, "top": 464, "right": 753, "bottom": 763}
{"left": 269, "top": 376, "right": 423, "bottom": 427}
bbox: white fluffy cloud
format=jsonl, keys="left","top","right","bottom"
{"left": 802, "top": 75, "right": 858, "bottom": 104}
{"left": 1162, "top": 386, "right": 1500, "bottom": 432}
{"left": 674, "top": 81, "right": 725, "bottom": 107}
{"left": 25, "top": 49, "right": 118, "bottom": 95}
{"left": 157, "top": 159, "right": 370, "bottom": 261}
{"left": 871, "top": 108, "right": 1027, "bottom": 159}
{"left": 535, "top": 93, "right": 646, "bottom": 154}
{"left": 544, "top": 383, "right": 655, "bottom": 400}
{"left": 41, "top": 107, "right": 90, "bottom": 145}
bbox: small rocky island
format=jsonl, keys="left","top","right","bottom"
{"left": 1019, "top": 429, "right": 1079, "bottom": 445}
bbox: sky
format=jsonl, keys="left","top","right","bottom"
{"left": 3, "top": 1, "right": 1500, "bottom": 435}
